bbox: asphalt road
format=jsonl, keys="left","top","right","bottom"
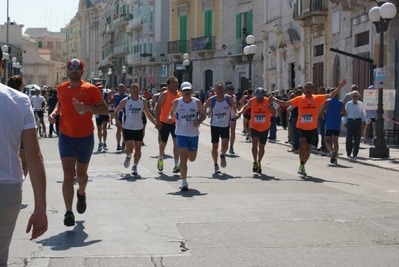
{"left": 8, "top": 119, "right": 399, "bottom": 267}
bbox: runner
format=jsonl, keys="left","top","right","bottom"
{"left": 151, "top": 83, "right": 167, "bottom": 144}
{"left": 270, "top": 78, "right": 347, "bottom": 176}
{"left": 225, "top": 84, "right": 238, "bottom": 154}
{"left": 154, "top": 76, "right": 182, "bottom": 173}
{"left": 94, "top": 82, "right": 109, "bottom": 152}
{"left": 237, "top": 88, "right": 276, "bottom": 174}
{"left": 168, "top": 82, "right": 206, "bottom": 190}
{"left": 30, "top": 88, "right": 47, "bottom": 137}
{"left": 203, "top": 82, "right": 238, "bottom": 173}
{"left": 114, "top": 83, "right": 156, "bottom": 175}
{"left": 112, "top": 84, "right": 128, "bottom": 151}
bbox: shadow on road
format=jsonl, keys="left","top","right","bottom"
{"left": 299, "top": 175, "right": 359, "bottom": 186}
{"left": 167, "top": 188, "right": 208, "bottom": 197}
{"left": 155, "top": 173, "right": 180, "bottom": 182}
{"left": 211, "top": 172, "right": 239, "bottom": 180}
{"left": 118, "top": 174, "right": 145, "bottom": 182}
{"left": 252, "top": 174, "right": 280, "bottom": 181}
{"left": 37, "top": 221, "right": 101, "bottom": 250}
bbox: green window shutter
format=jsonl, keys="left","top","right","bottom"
{"left": 204, "top": 10, "right": 212, "bottom": 37}
{"left": 38, "top": 41, "right": 42, "bottom": 48}
{"left": 246, "top": 11, "right": 252, "bottom": 35}
{"left": 236, "top": 14, "right": 242, "bottom": 54}
{"left": 180, "top": 15, "right": 188, "bottom": 52}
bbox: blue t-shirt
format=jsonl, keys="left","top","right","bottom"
{"left": 325, "top": 98, "right": 342, "bottom": 130}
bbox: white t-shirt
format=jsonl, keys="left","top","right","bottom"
{"left": 0, "top": 83, "right": 36, "bottom": 184}
{"left": 30, "top": 94, "right": 46, "bottom": 110}
{"left": 123, "top": 97, "right": 144, "bottom": 130}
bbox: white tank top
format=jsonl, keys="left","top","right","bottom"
{"left": 210, "top": 96, "right": 231, "bottom": 127}
{"left": 123, "top": 97, "right": 144, "bottom": 130}
{"left": 175, "top": 97, "right": 199, "bottom": 137}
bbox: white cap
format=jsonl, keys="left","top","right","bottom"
{"left": 255, "top": 87, "right": 265, "bottom": 98}
{"left": 180, "top": 81, "right": 193, "bottom": 91}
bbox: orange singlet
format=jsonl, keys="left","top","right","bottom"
{"left": 159, "top": 89, "right": 182, "bottom": 124}
{"left": 250, "top": 97, "right": 271, "bottom": 132}
{"left": 290, "top": 94, "right": 327, "bottom": 130}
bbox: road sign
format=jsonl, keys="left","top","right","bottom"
{"left": 373, "top": 68, "right": 385, "bottom": 89}
{"left": 147, "top": 76, "right": 154, "bottom": 85}
{"left": 362, "top": 89, "right": 396, "bottom": 110}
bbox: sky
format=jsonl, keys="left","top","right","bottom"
{"left": 0, "top": 0, "right": 80, "bottom": 33}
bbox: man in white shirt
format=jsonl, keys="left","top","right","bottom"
{"left": 0, "top": 47, "right": 47, "bottom": 267}
{"left": 30, "top": 88, "right": 47, "bottom": 137}
{"left": 343, "top": 91, "right": 366, "bottom": 158}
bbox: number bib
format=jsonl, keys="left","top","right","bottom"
{"left": 128, "top": 107, "right": 141, "bottom": 116}
{"left": 214, "top": 112, "right": 226, "bottom": 121}
{"left": 181, "top": 115, "right": 193, "bottom": 125}
{"left": 254, "top": 114, "right": 265, "bottom": 123}
{"left": 301, "top": 114, "right": 313, "bottom": 123}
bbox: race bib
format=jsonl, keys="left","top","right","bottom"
{"left": 181, "top": 114, "right": 194, "bottom": 125}
{"left": 254, "top": 114, "right": 265, "bottom": 123}
{"left": 214, "top": 112, "right": 226, "bottom": 121}
{"left": 301, "top": 114, "right": 313, "bottom": 123}
{"left": 128, "top": 107, "right": 141, "bottom": 116}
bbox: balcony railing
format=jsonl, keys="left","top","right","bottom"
{"left": 143, "top": 21, "right": 154, "bottom": 34}
{"left": 127, "top": 17, "right": 143, "bottom": 31}
{"left": 167, "top": 40, "right": 189, "bottom": 54}
{"left": 126, "top": 53, "right": 141, "bottom": 64}
{"left": 106, "top": 24, "right": 114, "bottom": 34}
{"left": 191, "top": 36, "right": 215, "bottom": 51}
{"left": 113, "top": 45, "right": 129, "bottom": 56}
{"left": 293, "top": 0, "right": 328, "bottom": 20}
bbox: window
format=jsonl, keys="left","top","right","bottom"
{"left": 204, "top": 10, "right": 212, "bottom": 37}
{"left": 355, "top": 31, "right": 369, "bottom": 47}
{"left": 236, "top": 11, "right": 252, "bottom": 54}
{"left": 47, "top": 41, "right": 53, "bottom": 49}
{"left": 38, "top": 41, "right": 42, "bottom": 48}
{"left": 314, "top": 44, "right": 324, "bottom": 57}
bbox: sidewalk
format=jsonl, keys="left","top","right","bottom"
{"left": 202, "top": 116, "right": 399, "bottom": 172}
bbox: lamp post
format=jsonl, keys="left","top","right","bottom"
{"left": 108, "top": 68, "right": 112, "bottom": 89}
{"left": 182, "top": 53, "right": 190, "bottom": 82}
{"left": 368, "top": 0, "right": 397, "bottom": 158}
{"left": 1, "top": 45, "right": 9, "bottom": 83}
{"left": 98, "top": 70, "right": 102, "bottom": 79}
{"left": 11, "top": 57, "right": 16, "bottom": 76}
{"left": 122, "top": 66, "right": 127, "bottom": 85}
{"left": 243, "top": 35, "right": 257, "bottom": 91}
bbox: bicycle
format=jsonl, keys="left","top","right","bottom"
{"left": 34, "top": 109, "right": 44, "bottom": 137}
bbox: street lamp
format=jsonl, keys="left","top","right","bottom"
{"left": 11, "top": 57, "right": 16, "bottom": 75}
{"left": 182, "top": 53, "right": 190, "bottom": 82}
{"left": 368, "top": 0, "right": 397, "bottom": 158}
{"left": 243, "top": 35, "right": 257, "bottom": 90}
{"left": 122, "top": 65, "right": 127, "bottom": 85}
{"left": 1, "top": 45, "right": 9, "bottom": 83}
{"left": 108, "top": 68, "right": 112, "bottom": 89}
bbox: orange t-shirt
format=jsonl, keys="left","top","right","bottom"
{"left": 290, "top": 94, "right": 327, "bottom": 130}
{"left": 250, "top": 97, "right": 271, "bottom": 132}
{"left": 58, "top": 81, "right": 104, "bottom": 137}
{"left": 159, "top": 89, "right": 182, "bottom": 124}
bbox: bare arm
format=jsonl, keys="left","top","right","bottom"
{"left": 143, "top": 99, "right": 156, "bottom": 126}
{"left": 168, "top": 99, "right": 179, "bottom": 122}
{"left": 341, "top": 102, "right": 346, "bottom": 117}
{"left": 75, "top": 99, "right": 108, "bottom": 115}
{"left": 237, "top": 99, "right": 252, "bottom": 114}
{"left": 319, "top": 100, "right": 329, "bottom": 118}
{"left": 155, "top": 92, "right": 167, "bottom": 126}
{"left": 203, "top": 96, "right": 213, "bottom": 110}
{"left": 22, "top": 128, "right": 48, "bottom": 240}
{"left": 269, "top": 96, "right": 292, "bottom": 107}
{"left": 48, "top": 102, "right": 60, "bottom": 124}
{"left": 114, "top": 98, "right": 127, "bottom": 118}
{"left": 194, "top": 99, "right": 206, "bottom": 127}
{"left": 327, "top": 78, "right": 347, "bottom": 99}
{"left": 269, "top": 102, "right": 277, "bottom": 116}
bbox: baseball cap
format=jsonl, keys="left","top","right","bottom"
{"left": 159, "top": 82, "right": 167, "bottom": 89}
{"left": 95, "top": 82, "right": 103, "bottom": 88}
{"left": 255, "top": 87, "right": 265, "bottom": 98}
{"left": 67, "top": 58, "right": 84, "bottom": 69}
{"left": 180, "top": 81, "right": 193, "bottom": 91}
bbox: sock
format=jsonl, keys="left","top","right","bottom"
{"left": 300, "top": 161, "right": 304, "bottom": 166}
{"left": 133, "top": 163, "right": 137, "bottom": 167}
{"left": 158, "top": 156, "right": 163, "bottom": 160}
{"left": 174, "top": 160, "right": 179, "bottom": 165}
{"left": 126, "top": 155, "right": 131, "bottom": 159}
{"left": 182, "top": 179, "right": 187, "bottom": 186}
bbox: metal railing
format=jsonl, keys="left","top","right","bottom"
{"left": 167, "top": 40, "right": 189, "bottom": 54}
{"left": 191, "top": 36, "right": 215, "bottom": 51}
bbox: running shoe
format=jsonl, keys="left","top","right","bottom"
{"left": 103, "top": 142, "right": 108, "bottom": 150}
{"left": 252, "top": 162, "right": 258, "bottom": 172}
{"left": 181, "top": 180, "right": 188, "bottom": 191}
{"left": 257, "top": 164, "right": 262, "bottom": 174}
{"left": 132, "top": 165, "right": 138, "bottom": 176}
{"left": 97, "top": 142, "right": 103, "bottom": 152}
{"left": 157, "top": 159, "right": 164, "bottom": 171}
{"left": 220, "top": 154, "right": 227, "bottom": 168}
{"left": 173, "top": 163, "right": 180, "bottom": 173}
{"left": 330, "top": 152, "right": 337, "bottom": 164}
{"left": 229, "top": 146, "right": 235, "bottom": 154}
{"left": 76, "top": 189, "right": 87, "bottom": 214}
{"left": 117, "top": 144, "right": 122, "bottom": 151}
{"left": 124, "top": 156, "right": 131, "bottom": 168}
{"left": 64, "top": 211, "right": 75, "bottom": 227}
{"left": 297, "top": 164, "right": 306, "bottom": 176}
{"left": 214, "top": 164, "right": 220, "bottom": 174}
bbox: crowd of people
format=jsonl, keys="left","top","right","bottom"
{"left": 1, "top": 53, "right": 378, "bottom": 267}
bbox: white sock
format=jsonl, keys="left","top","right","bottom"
{"left": 182, "top": 179, "right": 188, "bottom": 186}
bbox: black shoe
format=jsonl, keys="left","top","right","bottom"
{"left": 181, "top": 185, "right": 189, "bottom": 191}
{"left": 76, "top": 189, "right": 87, "bottom": 214}
{"left": 49, "top": 134, "right": 53, "bottom": 138}
{"left": 64, "top": 211, "right": 75, "bottom": 226}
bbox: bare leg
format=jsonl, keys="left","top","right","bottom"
{"left": 212, "top": 143, "right": 219, "bottom": 164}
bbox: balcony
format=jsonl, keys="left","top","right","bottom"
{"left": 127, "top": 17, "right": 143, "bottom": 32}
{"left": 113, "top": 45, "right": 129, "bottom": 56}
{"left": 143, "top": 21, "right": 154, "bottom": 35}
{"left": 293, "top": 0, "right": 328, "bottom": 27}
{"left": 126, "top": 53, "right": 141, "bottom": 65}
{"left": 191, "top": 36, "right": 215, "bottom": 52}
{"left": 115, "top": 15, "right": 130, "bottom": 28}
{"left": 167, "top": 40, "right": 189, "bottom": 55}
{"left": 330, "top": 0, "right": 374, "bottom": 11}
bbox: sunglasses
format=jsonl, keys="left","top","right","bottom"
{"left": 67, "top": 65, "right": 83, "bottom": 70}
